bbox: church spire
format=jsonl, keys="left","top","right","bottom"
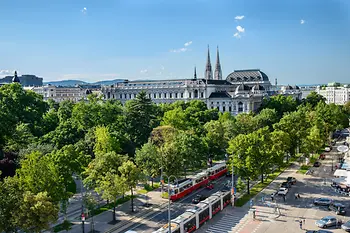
{"left": 12, "top": 71, "right": 20, "bottom": 83}
{"left": 214, "top": 46, "right": 222, "bottom": 80}
{"left": 194, "top": 66, "right": 197, "bottom": 79}
{"left": 205, "top": 45, "right": 213, "bottom": 80}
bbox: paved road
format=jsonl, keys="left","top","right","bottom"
{"left": 120, "top": 176, "right": 232, "bottom": 233}
{"left": 236, "top": 141, "right": 350, "bottom": 233}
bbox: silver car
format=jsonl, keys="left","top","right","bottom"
{"left": 315, "top": 216, "right": 337, "bottom": 228}
{"left": 314, "top": 198, "right": 333, "bottom": 206}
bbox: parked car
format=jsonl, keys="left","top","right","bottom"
{"left": 281, "top": 182, "right": 291, "bottom": 188}
{"left": 287, "top": 177, "right": 297, "bottom": 184}
{"left": 341, "top": 220, "right": 350, "bottom": 232}
{"left": 314, "top": 161, "right": 321, "bottom": 167}
{"left": 314, "top": 198, "right": 333, "bottom": 206}
{"left": 325, "top": 147, "right": 332, "bottom": 152}
{"left": 315, "top": 216, "right": 338, "bottom": 228}
{"left": 319, "top": 154, "right": 326, "bottom": 160}
{"left": 328, "top": 202, "right": 346, "bottom": 215}
{"left": 278, "top": 187, "right": 288, "bottom": 195}
{"left": 192, "top": 194, "right": 207, "bottom": 204}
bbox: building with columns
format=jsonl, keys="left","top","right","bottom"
{"left": 102, "top": 47, "right": 301, "bottom": 115}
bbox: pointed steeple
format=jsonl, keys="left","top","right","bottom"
{"left": 205, "top": 45, "right": 213, "bottom": 80}
{"left": 194, "top": 66, "right": 197, "bottom": 79}
{"left": 214, "top": 46, "right": 222, "bottom": 80}
{"left": 12, "top": 71, "right": 20, "bottom": 83}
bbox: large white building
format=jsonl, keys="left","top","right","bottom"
{"left": 316, "top": 82, "right": 350, "bottom": 105}
{"left": 24, "top": 84, "right": 93, "bottom": 102}
{"left": 102, "top": 47, "right": 301, "bottom": 115}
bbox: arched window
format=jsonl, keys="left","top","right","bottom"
{"left": 107, "top": 92, "right": 110, "bottom": 99}
{"left": 194, "top": 90, "right": 198, "bottom": 98}
{"left": 238, "top": 102, "right": 243, "bottom": 112}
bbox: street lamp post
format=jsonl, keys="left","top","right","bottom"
{"left": 161, "top": 175, "right": 178, "bottom": 233}
{"left": 231, "top": 164, "right": 235, "bottom": 206}
{"left": 80, "top": 177, "right": 85, "bottom": 233}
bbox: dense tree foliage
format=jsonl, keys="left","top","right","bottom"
{"left": 0, "top": 83, "right": 349, "bottom": 231}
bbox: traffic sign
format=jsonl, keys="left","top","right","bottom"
{"left": 81, "top": 213, "right": 85, "bottom": 221}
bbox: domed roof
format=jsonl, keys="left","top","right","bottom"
{"left": 85, "top": 89, "right": 92, "bottom": 95}
{"left": 293, "top": 85, "right": 300, "bottom": 90}
{"left": 252, "top": 84, "right": 265, "bottom": 91}
{"left": 283, "top": 85, "right": 293, "bottom": 90}
{"left": 12, "top": 71, "right": 20, "bottom": 83}
{"left": 226, "top": 69, "right": 269, "bottom": 83}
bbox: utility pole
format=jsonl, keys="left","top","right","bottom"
{"left": 231, "top": 164, "right": 235, "bottom": 206}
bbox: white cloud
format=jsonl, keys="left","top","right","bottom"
{"left": 236, "top": 26, "right": 245, "bottom": 33}
{"left": 233, "top": 32, "right": 241, "bottom": 38}
{"left": 140, "top": 69, "right": 148, "bottom": 74}
{"left": 235, "top": 15, "right": 245, "bottom": 20}
{"left": 300, "top": 19, "right": 305, "bottom": 24}
{"left": 0, "top": 70, "right": 14, "bottom": 76}
{"left": 81, "top": 7, "right": 87, "bottom": 14}
{"left": 184, "top": 41, "right": 192, "bottom": 47}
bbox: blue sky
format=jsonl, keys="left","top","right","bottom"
{"left": 0, "top": 0, "right": 349, "bottom": 84}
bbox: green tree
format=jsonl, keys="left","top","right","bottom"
{"left": 96, "top": 173, "right": 127, "bottom": 221}
{"left": 254, "top": 108, "right": 278, "bottom": 130}
{"left": 57, "top": 100, "right": 75, "bottom": 122}
{"left": 302, "top": 91, "right": 326, "bottom": 108}
{"left": 270, "top": 130, "right": 291, "bottom": 167}
{"left": 135, "top": 142, "right": 161, "bottom": 187}
{"left": 234, "top": 113, "right": 258, "bottom": 135}
{"left": 17, "top": 151, "right": 64, "bottom": 203}
{"left": 83, "top": 192, "right": 98, "bottom": 232}
{"left": 124, "top": 91, "right": 159, "bottom": 153}
{"left": 204, "top": 120, "right": 227, "bottom": 160}
{"left": 0, "top": 176, "right": 22, "bottom": 233}
{"left": 94, "top": 126, "right": 120, "bottom": 155}
{"left": 4, "top": 123, "right": 36, "bottom": 153}
{"left": 83, "top": 151, "right": 127, "bottom": 190}
{"left": 259, "top": 95, "right": 298, "bottom": 119}
{"left": 119, "top": 161, "right": 142, "bottom": 212}
{"left": 15, "top": 191, "right": 59, "bottom": 233}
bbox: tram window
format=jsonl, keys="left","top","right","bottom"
{"left": 223, "top": 193, "right": 230, "bottom": 203}
{"left": 184, "top": 217, "right": 196, "bottom": 232}
{"left": 212, "top": 200, "right": 221, "bottom": 214}
{"left": 199, "top": 208, "right": 210, "bottom": 225}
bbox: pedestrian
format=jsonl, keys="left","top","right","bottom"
{"left": 298, "top": 194, "right": 300, "bottom": 199}
{"left": 271, "top": 193, "right": 274, "bottom": 201}
{"left": 295, "top": 193, "right": 298, "bottom": 199}
{"left": 283, "top": 194, "right": 286, "bottom": 202}
{"left": 299, "top": 219, "right": 303, "bottom": 229}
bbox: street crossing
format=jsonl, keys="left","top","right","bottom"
{"left": 206, "top": 211, "right": 248, "bottom": 233}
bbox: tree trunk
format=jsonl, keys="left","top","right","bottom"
{"left": 151, "top": 177, "right": 154, "bottom": 188}
{"left": 113, "top": 197, "right": 116, "bottom": 221}
{"left": 131, "top": 188, "right": 134, "bottom": 212}
{"left": 261, "top": 172, "right": 264, "bottom": 183}
{"left": 247, "top": 178, "right": 250, "bottom": 194}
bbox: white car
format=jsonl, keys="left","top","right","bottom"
{"left": 277, "top": 187, "right": 288, "bottom": 195}
{"left": 325, "top": 147, "right": 331, "bottom": 152}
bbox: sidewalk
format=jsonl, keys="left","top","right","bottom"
{"left": 63, "top": 188, "right": 167, "bottom": 233}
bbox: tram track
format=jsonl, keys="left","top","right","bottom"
{"left": 105, "top": 176, "right": 228, "bottom": 233}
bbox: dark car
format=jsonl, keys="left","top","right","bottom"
{"left": 319, "top": 154, "right": 326, "bottom": 160}
{"left": 342, "top": 220, "right": 350, "bottom": 232}
{"left": 287, "top": 177, "right": 297, "bottom": 184}
{"left": 314, "top": 162, "right": 321, "bottom": 167}
{"left": 328, "top": 202, "right": 346, "bottom": 215}
{"left": 314, "top": 198, "right": 333, "bottom": 206}
{"left": 192, "top": 194, "right": 206, "bottom": 204}
{"left": 281, "top": 182, "right": 291, "bottom": 188}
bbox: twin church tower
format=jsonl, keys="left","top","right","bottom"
{"left": 199, "top": 46, "right": 222, "bottom": 80}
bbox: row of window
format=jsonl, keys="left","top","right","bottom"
{"left": 210, "top": 106, "right": 245, "bottom": 112}
{"left": 106, "top": 90, "right": 206, "bottom": 99}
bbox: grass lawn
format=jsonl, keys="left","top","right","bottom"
{"left": 91, "top": 195, "right": 133, "bottom": 216}
{"left": 137, "top": 183, "right": 160, "bottom": 194}
{"left": 297, "top": 165, "right": 311, "bottom": 174}
{"left": 234, "top": 169, "right": 283, "bottom": 207}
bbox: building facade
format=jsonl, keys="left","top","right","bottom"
{"left": 25, "top": 85, "right": 90, "bottom": 102}
{"left": 316, "top": 82, "right": 350, "bottom": 105}
{"left": 101, "top": 47, "right": 302, "bottom": 115}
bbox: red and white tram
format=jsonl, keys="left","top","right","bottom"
{"left": 153, "top": 190, "right": 231, "bottom": 233}
{"left": 169, "top": 163, "right": 227, "bottom": 201}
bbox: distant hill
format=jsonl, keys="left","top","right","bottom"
{"left": 44, "top": 79, "right": 125, "bottom": 86}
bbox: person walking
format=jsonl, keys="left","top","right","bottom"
{"left": 283, "top": 194, "right": 286, "bottom": 202}
{"left": 271, "top": 193, "right": 274, "bottom": 201}
{"left": 299, "top": 219, "right": 303, "bottom": 229}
